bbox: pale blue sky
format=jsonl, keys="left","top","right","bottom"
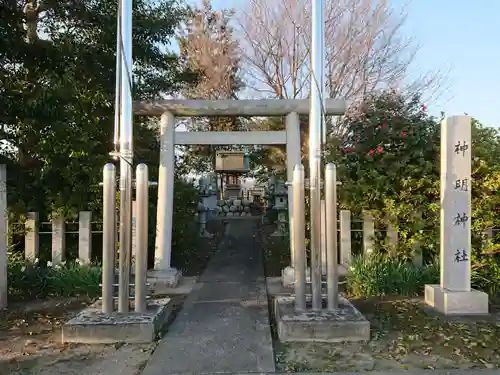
{"left": 205, "top": 0, "right": 499, "bottom": 126}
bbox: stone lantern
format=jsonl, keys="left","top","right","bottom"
{"left": 271, "top": 179, "right": 288, "bottom": 237}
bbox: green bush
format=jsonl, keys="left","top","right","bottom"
{"left": 346, "top": 250, "right": 500, "bottom": 298}
{"left": 326, "top": 91, "right": 500, "bottom": 261}
{"left": 8, "top": 252, "right": 101, "bottom": 301}
{"left": 346, "top": 254, "right": 439, "bottom": 298}
{"left": 471, "top": 244, "right": 500, "bottom": 296}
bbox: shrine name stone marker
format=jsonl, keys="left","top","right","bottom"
{"left": 425, "top": 116, "right": 488, "bottom": 315}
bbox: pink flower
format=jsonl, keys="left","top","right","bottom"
{"left": 368, "top": 149, "right": 375, "bottom": 155}
{"left": 377, "top": 146, "right": 383, "bottom": 153}
{"left": 401, "top": 131, "right": 407, "bottom": 137}
{"left": 344, "top": 146, "right": 353, "bottom": 153}
{"left": 421, "top": 104, "right": 427, "bottom": 112}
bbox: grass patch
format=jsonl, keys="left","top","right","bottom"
{"left": 8, "top": 252, "right": 101, "bottom": 301}
{"left": 346, "top": 255, "right": 439, "bottom": 298}
{"left": 6, "top": 220, "right": 226, "bottom": 302}
{"left": 346, "top": 252, "right": 500, "bottom": 298}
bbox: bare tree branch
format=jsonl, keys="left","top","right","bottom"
{"left": 237, "top": 0, "right": 448, "bottom": 106}
{"left": 177, "top": 0, "right": 245, "bottom": 172}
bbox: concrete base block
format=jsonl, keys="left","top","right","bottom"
{"left": 148, "top": 268, "right": 182, "bottom": 295}
{"left": 274, "top": 295, "right": 370, "bottom": 343}
{"left": 281, "top": 266, "right": 310, "bottom": 287}
{"left": 62, "top": 298, "right": 173, "bottom": 344}
{"left": 281, "top": 265, "right": 348, "bottom": 288}
{"left": 424, "top": 284, "right": 489, "bottom": 315}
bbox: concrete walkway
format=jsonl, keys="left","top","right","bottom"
{"left": 141, "top": 220, "right": 275, "bottom": 375}
{"left": 221, "top": 371, "right": 499, "bottom": 375}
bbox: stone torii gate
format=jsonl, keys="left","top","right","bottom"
{"left": 132, "top": 98, "right": 347, "bottom": 288}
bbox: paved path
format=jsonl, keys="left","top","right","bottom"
{"left": 141, "top": 220, "right": 275, "bottom": 375}
{"left": 223, "top": 371, "right": 499, "bottom": 375}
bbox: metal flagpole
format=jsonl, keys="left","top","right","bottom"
{"left": 309, "top": 0, "right": 325, "bottom": 311}
{"left": 112, "top": 0, "right": 122, "bottom": 152}
{"left": 117, "top": 0, "right": 134, "bottom": 313}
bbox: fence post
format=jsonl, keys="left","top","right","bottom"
{"left": 25, "top": 212, "right": 39, "bottom": 261}
{"left": 386, "top": 220, "right": 398, "bottom": 255}
{"left": 412, "top": 241, "right": 423, "bottom": 267}
{"left": 340, "top": 210, "right": 351, "bottom": 265}
{"left": 52, "top": 216, "right": 65, "bottom": 265}
{"left": 78, "top": 211, "right": 92, "bottom": 264}
{"left": 482, "top": 228, "right": 493, "bottom": 247}
{"left": 363, "top": 212, "right": 375, "bottom": 255}
{"left": 0, "top": 165, "right": 7, "bottom": 308}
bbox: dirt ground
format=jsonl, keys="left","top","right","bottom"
{"left": 0, "top": 221, "right": 224, "bottom": 375}
{"left": 0, "top": 297, "right": 156, "bottom": 375}
{"left": 275, "top": 297, "right": 500, "bottom": 372}
{"left": 0, "top": 295, "right": 192, "bottom": 375}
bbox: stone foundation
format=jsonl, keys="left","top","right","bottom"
{"left": 274, "top": 295, "right": 370, "bottom": 343}
{"left": 424, "top": 284, "right": 489, "bottom": 315}
{"left": 62, "top": 298, "right": 173, "bottom": 344}
{"left": 148, "top": 268, "right": 182, "bottom": 295}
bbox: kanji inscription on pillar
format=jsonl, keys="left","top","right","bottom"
{"left": 441, "top": 116, "right": 472, "bottom": 292}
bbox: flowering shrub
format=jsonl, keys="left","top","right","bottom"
{"left": 326, "top": 90, "right": 500, "bottom": 262}
{"left": 326, "top": 91, "right": 440, "bottom": 259}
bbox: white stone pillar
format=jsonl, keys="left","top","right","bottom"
{"left": 363, "top": 212, "right": 375, "bottom": 255}
{"left": 386, "top": 221, "right": 398, "bottom": 254}
{"left": 286, "top": 112, "right": 301, "bottom": 268}
{"left": 340, "top": 210, "right": 351, "bottom": 265}
{"left": 320, "top": 200, "right": 327, "bottom": 274}
{"left": 425, "top": 116, "right": 488, "bottom": 315}
{"left": 0, "top": 165, "right": 7, "bottom": 308}
{"left": 131, "top": 200, "right": 137, "bottom": 271}
{"left": 150, "top": 111, "right": 181, "bottom": 290}
{"left": 51, "top": 216, "right": 65, "bottom": 265}
{"left": 78, "top": 211, "right": 92, "bottom": 264}
{"left": 25, "top": 212, "right": 39, "bottom": 261}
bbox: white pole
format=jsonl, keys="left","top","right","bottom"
{"left": 325, "top": 164, "right": 338, "bottom": 309}
{"left": 154, "top": 112, "right": 175, "bottom": 270}
{"left": 117, "top": 0, "right": 134, "bottom": 313}
{"left": 309, "top": 0, "right": 325, "bottom": 311}
{"left": 135, "top": 164, "right": 148, "bottom": 313}
{"left": 286, "top": 112, "right": 301, "bottom": 268}
{"left": 102, "top": 164, "right": 116, "bottom": 313}
{"left": 293, "top": 165, "right": 306, "bottom": 311}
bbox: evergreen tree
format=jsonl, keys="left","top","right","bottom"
{"left": 0, "top": 0, "right": 194, "bottom": 217}
{"left": 177, "top": 0, "right": 243, "bottom": 173}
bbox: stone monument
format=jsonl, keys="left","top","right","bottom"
{"left": 425, "top": 116, "right": 489, "bottom": 315}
